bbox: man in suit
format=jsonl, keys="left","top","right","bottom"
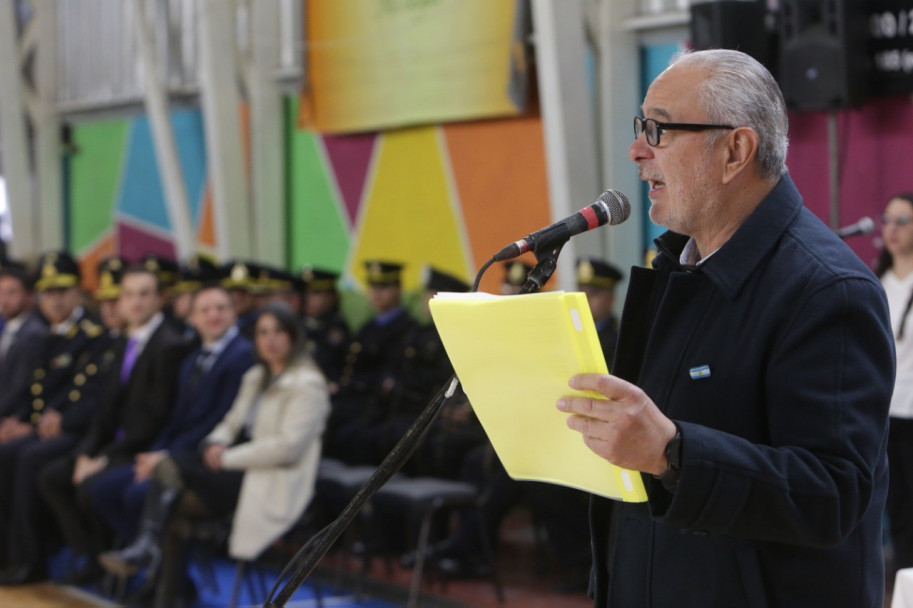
{"left": 38, "top": 264, "right": 187, "bottom": 582}
{"left": 0, "top": 252, "right": 112, "bottom": 584}
{"left": 0, "top": 259, "right": 47, "bottom": 419}
{"left": 87, "top": 283, "right": 254, "bottom": 545}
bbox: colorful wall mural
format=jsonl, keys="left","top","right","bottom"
{"left": 67, "top": 98, "right": 552, "bottom": 296}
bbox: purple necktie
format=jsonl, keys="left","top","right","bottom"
{"left": 120, "top": 337, "right": 139, "bottom": 384}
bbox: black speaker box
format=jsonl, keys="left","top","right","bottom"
{"left": 778, "top": 0, "right": 869, "bottom": 110}
{"left": 690, "top": 1, "right": 776, "bottom": 76}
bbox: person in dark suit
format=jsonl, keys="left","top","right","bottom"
{"left": 300, "top": 266, "right": 350, "bottom": 395}
{"left": 0, "top": 259, "right": 47, "bottom": 419}
{"left": 170, "top": 254, "right": 221, "bottom": 348}
{"left": 558, "top": 50, "right": 894, "bottom": 607}
{"left": 326, "top": 260, "right": 416, "bottom": 462}
{"left": 85, "top": 283, "right": 254, "bottom": 545}
{"left": 0, "top": 252, "right": 113, "bottom": 584}
{"left": 37, "top": 264, "right": 187, "bottom": 582}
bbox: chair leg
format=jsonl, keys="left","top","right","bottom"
{"left": 229, "top": 561, "right": 246, "bottom": 608}
{"left": 408, "top": 505, "right": 437, "bottom": 608}
{"left": 474, "top": 505, "right": 505, "bottom": 604}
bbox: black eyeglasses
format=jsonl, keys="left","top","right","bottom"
{"left": 633, "top": 116, "right": 736, "bottom": 147}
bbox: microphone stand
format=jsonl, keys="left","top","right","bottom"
{"left": 263, "top": 243, "right": 565, "bottom": 608}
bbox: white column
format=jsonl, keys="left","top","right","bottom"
{"left": 130, "top": 0, "right": 195, "bottom": 259}
{"left": 531, "top": 0, "right": 601, "bottom": 290}
{"left": 198, "top": 0, "right": 251, "bottom": 261}
{"left": 31, "top": 0, "right": 64, "bottom": 251}
{"left": 598, "top": 0, "right": 644, "bottom": 294}
{"left": 0, "top": 0, "right": 37, "bottom": 258}
{"left": 248, "top": 0, "right": 285, "bottom": 266}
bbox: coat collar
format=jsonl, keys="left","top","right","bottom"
{"left": 653, "top": 174, "right": 803, "bottom": 300}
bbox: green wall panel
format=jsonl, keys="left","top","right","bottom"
{"left": 68, "top": 119, "right": 129, "bottom": 252}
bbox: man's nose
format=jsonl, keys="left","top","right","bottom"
{"left": 629, "top": 133, "right": 653, "bottom": 163}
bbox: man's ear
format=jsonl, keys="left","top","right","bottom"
{"left": 721, "top": 127, "right": 759, "bottom": 184}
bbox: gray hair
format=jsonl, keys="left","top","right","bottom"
{"left": 670, "top": 49, "right": 789, "bottom": 182}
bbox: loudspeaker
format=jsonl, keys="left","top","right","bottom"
{"left": 690, "top": 1, "right": 776, "bottom": 76}
{"left": 778, "top": 0, "right": 868, "bottom": 110}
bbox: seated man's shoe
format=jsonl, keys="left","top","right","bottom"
{"left": 0, "top": 563, "right": 48, "bottom": 586}
{"left": 98, "top": 538, "right": 159, "bottom": 578}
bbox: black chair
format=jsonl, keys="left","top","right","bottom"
{"left": 372, "top": 476, "right": 504, "bottom": 608}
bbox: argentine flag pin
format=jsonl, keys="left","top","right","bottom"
{"left": 689, "top": 365, "right": 711, "bottom": 380}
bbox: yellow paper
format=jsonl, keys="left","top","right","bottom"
{"left": 429, "top": 291, "right": 647, "bottom": 502}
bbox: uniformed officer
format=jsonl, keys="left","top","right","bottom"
{"left": 0, "top": 259, "right": 47, "bottom": 419}
{"left": 0, "top": 252, "right": 114, "bottom": 585}
{"left": 327, "top": 260, "right": 416, "bottom": 462}
{"left": 171, "top": 254, "right": 221, "bottom": 346}
{"left": 575, "top": 257, "right": 624, "bottom": 367}
{"left": 221, "top": 260, "right": 261, "bottom": 340}
{"left": 501, "top": 260, "right": 533, "bottom": 295}
{"left": 94, "top": 256, "right": 125, "bottom": 334}
{"left": 300, "top": 266, "right": 350, "bottom": 393}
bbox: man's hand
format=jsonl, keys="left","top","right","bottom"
{"left": 557, "top": 374, "right": 677, "bottom": 476}
{"left": 134, "top": 451, "right": 166, "bottom": 482}
{"left": 203, "top": 444, "right": 227, "bottom": 471}
{"left": 37, "top": 410, "right": 63, "bottom": 440}
{"left": 0, "top": 418, "right": 34, "bottom": 443}
{"left": 73, "top": 454, "right": 107, "bottom": 485}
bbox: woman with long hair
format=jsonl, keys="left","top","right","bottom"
{"left": 99, "top": 301, "right": 330, "bottom": 605}
{"left": 876, "top": 192, "right": 913, "bottom": 574}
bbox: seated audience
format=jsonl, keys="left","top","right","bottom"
{"left": 98, "top": 301, "right": 330, "bottom": 607}
{"left": 38, "top": 265, "right": 187, "bottom": 582}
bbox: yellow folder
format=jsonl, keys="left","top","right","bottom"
{"left": 429, "top": 291, "right": 647, "bottom": 502}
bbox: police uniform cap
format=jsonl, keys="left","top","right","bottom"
{"left": 140, "top": 254, "right": 180, "bottom": 288}
{"left": 503, "top": 261, "right": 532, "bottom": 288}
{"left": 95, "top": 256, "right": 125, "bottom": 301}
{"left": 172, "top": 254, "right": 221, "bottom": 295}
{"left": 576, "top": 257, "right": 623, "bottom": 290}
{"left": 34, "top": 251, "right": 81, "bottom": 292}
{"left": 257, "top": 265, "right": 298, "bottom": 294}
{"left": 364, "top": 260, "right": 404, "bottom": 286}
{"left": 300, "top": 266, "right": 340, "bottom": 293}
{"left": 422, "top": 266, "right": 470, "bottom": 293}
{"left": 220, "top": 260, "right": 260, "bottom": 292}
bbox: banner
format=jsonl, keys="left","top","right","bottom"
{"left": 301, "top": 0, "right": 530, "bottom": 133}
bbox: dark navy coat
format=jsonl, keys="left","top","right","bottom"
{"left": 591, "top": 176, "right": 895, "bottom": 607}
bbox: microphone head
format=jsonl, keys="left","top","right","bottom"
{"left": 598, "top": 189, "right": 631, "bottom": 226}
{"left": 858, "top": 216, "right": 875, "bottom": 235}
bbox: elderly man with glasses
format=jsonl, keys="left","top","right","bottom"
{"left": 557, "top": 49, "right": 894, "bottom": 607}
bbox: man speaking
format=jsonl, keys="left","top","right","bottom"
{"left": 558, "top": 49, "right": 895, "bottom": 607}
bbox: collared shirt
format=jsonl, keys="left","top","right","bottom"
{"left": 199, "top": 324, "right": 239, "bottom": 373}
{"left": 0, "top": 314, "right": 27, "bottom": 351}
{"left": 679, "top": 237, "right": 719, "bottom": 269}
{"left": 125, "top": 312, "right": 164, "bottom": 360}
{"left": 51, "top": 305, "right": 84, "bottom": 336}
{"left": 374, "top": 306, "right": 405, "bottom": 327}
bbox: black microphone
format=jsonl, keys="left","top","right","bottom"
{"left": 493, "top": 189, "right": 631, "bottom": 261}
{"left": 835, "top": 216, "right": 875, "bottom": 239}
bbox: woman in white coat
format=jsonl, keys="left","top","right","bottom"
{"left": 99, "top": 300, "right": 330, "bottom": 604}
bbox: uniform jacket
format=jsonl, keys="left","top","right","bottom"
{"left": 591, "top": 176, "right": 895, "bottom": 607}
{"left": 303, "top": 310, "right": 350, "bottom": 384}
{"left": 337, "top": 307, "right": 416, "bottom": 396}
{"left": 150, "top": 332, "right": 255, "bottom": 453}
{"left": 79, "top": 320, "right": 187, "bottom": 463}
{"left": 205, "top": 358, "right": 330, "bottom": 560}
{"left": 0, "top": 312, "right": 48, "bottom": 418}
{"left": 16, "top": 310, "right": 109, "bottom": 431}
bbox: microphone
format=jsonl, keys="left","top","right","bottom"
{"left": 835, "top": 217, "right": 875, "bottom": 239}
{"left": 493, "top": 189, "right": 631, "bottom": 261}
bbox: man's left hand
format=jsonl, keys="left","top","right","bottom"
{"left": 558, "top": 373, "right": 677, "bottom": 476}
{"left": 37, "top": 410, "right": 63, "bottom": 440}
